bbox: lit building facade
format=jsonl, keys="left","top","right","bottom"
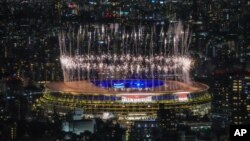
{"left": 212, "top": 70, "right": 250, "bottom": 129}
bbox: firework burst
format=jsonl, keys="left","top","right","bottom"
{"left": 59, "top": 22, "right": 193, "bottom": 84}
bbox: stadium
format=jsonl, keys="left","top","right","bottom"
{"left": 38, "top": 80, "right": 210, "bottom": 120}
{"left": 36, "top": 22, "right": 211, "bottom": 120}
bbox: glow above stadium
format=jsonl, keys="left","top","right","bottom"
{"left": 58, "top": 21, "right": 193, "bottom": 87}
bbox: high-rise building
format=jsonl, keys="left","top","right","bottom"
{"left": 212, "top": 69, "right": 250, "bottom": 129}
{"left": 10, "top": 123, "right": 17, "bottom": 140}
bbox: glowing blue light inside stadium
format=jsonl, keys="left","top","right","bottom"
{"left": 92, "top": 79, "right": 164, "bottom": 89}
{"left": 113, "top": 83, "right": 125, "bottom": 88}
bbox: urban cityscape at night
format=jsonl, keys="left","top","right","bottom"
{"left": 0, "top": 0, "right": 250, "bottom": 141}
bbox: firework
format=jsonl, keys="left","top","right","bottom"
{"left": 59, "top": 21, "right": 193, "bottom": 85}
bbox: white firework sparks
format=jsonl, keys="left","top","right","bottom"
{"left": 59, "top": 22, "right": 193, "bottom": 83}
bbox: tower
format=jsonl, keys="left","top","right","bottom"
{"left": 212, "top": 69, "right": 250, "bottom": 129}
